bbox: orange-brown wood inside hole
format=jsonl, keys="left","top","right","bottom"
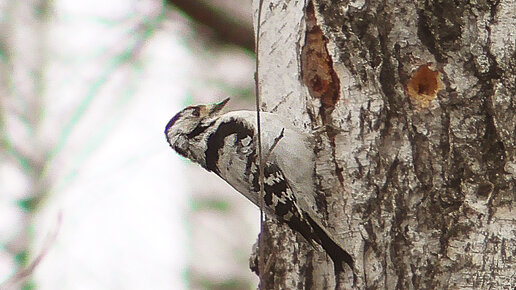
{"left": 406, "top": 65, "right": 443, "bottom": 108}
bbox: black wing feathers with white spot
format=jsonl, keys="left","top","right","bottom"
{"left": 251, "top": 161, "right": 354, "bottom": 270}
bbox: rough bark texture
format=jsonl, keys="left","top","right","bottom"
{"left": 252, "top": 0, "right": 516, "bottom": 289}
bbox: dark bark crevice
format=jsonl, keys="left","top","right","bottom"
{"left": 302, "top": 1, "right": 346, "bottom": 192}
{"left": 416, "top": 0, "right": 467, "bottom": 63}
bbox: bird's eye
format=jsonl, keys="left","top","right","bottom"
{"left": 192, "top": 108, "right": 200, "bottom": 117}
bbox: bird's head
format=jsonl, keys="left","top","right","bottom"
{"left": 165, "top": 98, "right": 230, "bottom": 160}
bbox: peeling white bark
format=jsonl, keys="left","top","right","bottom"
{"left": 252, "top": 0, "right": 311, "bottom": 124}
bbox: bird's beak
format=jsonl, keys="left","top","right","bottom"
{"left": 206, "top": 97, "right": 230, "bottom": 116}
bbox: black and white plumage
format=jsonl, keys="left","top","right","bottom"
{"left": 164, "top": 98, "right": 354, "bottom": 276}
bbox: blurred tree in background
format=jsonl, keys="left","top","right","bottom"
{"left": 0, "top": 0, "right": 258, "bottom": 289}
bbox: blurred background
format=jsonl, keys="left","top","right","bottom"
{"left": 0, "top": 0, "right": 260, "bottom": 289}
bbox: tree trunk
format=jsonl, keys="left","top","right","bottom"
{"left": 252, "top": 0, "right": 516, "bottom": 289}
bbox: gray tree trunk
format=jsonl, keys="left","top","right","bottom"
{"left": 252, "top": 0, "right": 516, "bottom": 289}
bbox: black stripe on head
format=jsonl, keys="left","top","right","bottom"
{"left": 187, "top": 120, "right": 216, "bottom": 139}
{"left": 205, "top": 119, "right": 254, "bottom": 173}
{"left": 164, "top": 106, "right": 201, "bottom": 136}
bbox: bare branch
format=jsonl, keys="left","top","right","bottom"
{"left": 165, "top": 0, "right": 254, "bottom": 51}
{"left": 264, "top": 128, "right": 285, "bottom": 164}
{"left": 0, "top": 212, "right": 62, "bottom": 290}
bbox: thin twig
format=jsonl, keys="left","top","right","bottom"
{"left": 0, "top": 212, "right": 62, "bottom": 290}
{"left": 254, "top": 0, "right": 265, "bottom": 288}
{"left": 264, "top": 128, "right": 285, "bottom": 164}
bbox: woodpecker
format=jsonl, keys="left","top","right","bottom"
{"left": 165, "top": 98, "right": 354, "bottom": 282}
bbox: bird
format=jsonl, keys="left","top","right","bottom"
{"left": 165, "top": 98, "right": 354, "bottom": 286}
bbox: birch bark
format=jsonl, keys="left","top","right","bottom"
{"left": 252, "top": 0, "right": 516, "bottom": 289}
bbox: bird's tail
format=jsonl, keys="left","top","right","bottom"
{"left": 304, "top": 214, "right": 356, "bottom": 288}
